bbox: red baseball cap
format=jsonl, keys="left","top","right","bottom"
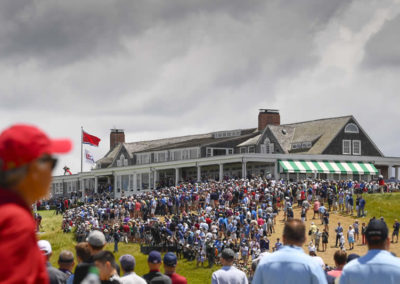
{"left": 0, "top": 124, "right": 72, "bottom": 171}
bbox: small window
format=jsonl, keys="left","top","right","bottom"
{"left": 190, "top": 149, "right": 198, "bottom": 159}
{"left": 302, "top": 142, "right": 312, "bottom": 149}
{"left": 353, "top": 140, "right": 361, "bottom": 155}
{"left": 228, "top": 149, "right": 233, "bottom": 155}
{"left": 345, "top": 123, "right": 359, "bottom": 133}
{"left": 240, "top": 147, "right": 247, "bottom": 154}
{"left": 249, "top": 146, "right": 255, "bottom": 153}
{"left": 206, "top": 148, "right": 212, "bottom": 157}
{"left": 268, "top": 143, "right": 274, "bottom": 153}
{"left": 343, "top": 140, "right": 351, "bottom": 155}
{"left": 291, "top": 143, "right": 301, "bottom": 150}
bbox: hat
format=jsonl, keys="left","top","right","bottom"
{"left": 365, "top": 219, "right": 388, "bottom": 241}
{"left": 163, "top": 252, "right": 177, "bottom": 267}
{"left": 119, "top": 254, "right": 136, "bottom": 271}
{"left": 0, "top": 124, "right": 72, "bottom": 171}
{"left": 221, "top": 248, "right": 235, "bottom": 260}
{"left": 148, "top": 251, "right": 162, "bottom": 264}
{"left": 87, "top": 230, "right": 106, "bottom": 247}
{"left": 38, "top": 240, "right": 52, "bottom": 255}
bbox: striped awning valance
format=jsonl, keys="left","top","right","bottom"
{"left": 278, "top": 160, "right": 378, "bottom": 175}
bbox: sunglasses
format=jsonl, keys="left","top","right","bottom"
{"left": 37, "top": 156, "right": 58, "bottom": 170}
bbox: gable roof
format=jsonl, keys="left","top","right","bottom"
{"left": 267, "top": 116, "right": 353, "bottom": 154}
{"left": 96, "top": 128, "right": 257, "bottom": 167}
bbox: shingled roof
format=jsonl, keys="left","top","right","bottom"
{"left": 270, "top": 115, "right": 352, "bottom": 154}
{"left": 96, "top": 128, "right": 257, "bottom": 167}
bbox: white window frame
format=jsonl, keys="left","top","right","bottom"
{"left": 136, "top": 153, "right": 150, "bottom": 165}
{"left": 240, "top": 147, "right": 247, "bottom": 154}
{"left": 345, "top": 123, "right": 359, "bottom": 134}
{"left": 343, "top": 140, "right": 351, "bottom": 155}
{"left": 248, "top": 146, "right": 255, "bottom": 153}
{"left": 267, "top": 143, "right": 274, "bottom": 153}
{"left": 352, "top": 140, "right": 361, "bottom": 155}
{"left": 182, "top": 149, "right": 190, "bottom": 160}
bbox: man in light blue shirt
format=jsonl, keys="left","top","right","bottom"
{"left": 339, "top": 219, "right": 400, "bottom": 284}
{"left": 211, "top": 248, "right": 248, "bottom": 284}
{"left": 252, "top": 219, "right": 327, "bottom": 284}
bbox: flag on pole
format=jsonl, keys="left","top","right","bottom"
{"left": 84, "top": 149, "right": 95, "bottom": 164}
{"left": 82, "top": 130, "right": 101, "bottom": 146}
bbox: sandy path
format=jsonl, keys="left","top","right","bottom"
{"left": 269, "top": 206, "right": 400, "bottom": 266}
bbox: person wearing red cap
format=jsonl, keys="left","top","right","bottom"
{"left": 0, "top": 124, "right": 72, "bottom": 284}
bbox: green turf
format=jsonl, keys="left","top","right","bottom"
{"left": 38, "top": 210, "right": 220, "bottom": 283}
{"left": 361, "top": 192, "right": 400, "bottom": 226}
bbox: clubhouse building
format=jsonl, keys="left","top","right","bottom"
{"left": 51, "top": 109, "right": 400, "bottom": 198}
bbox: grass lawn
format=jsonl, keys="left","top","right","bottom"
{"left": 38, "top": 210, "right": 219, "bottom": 284}
{"left": 362, "top": 192, "right": 400, "bottom": 226}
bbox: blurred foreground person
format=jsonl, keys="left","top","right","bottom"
{"left": 339, "top": 219, "right": 400, "bottom": 284}
{"left": 57, "top": 250, "right": 75, "bottom": 284}
{"left": 163, "top": 252, "right": 187, "bottom": 284}
{"left": 0, "top": 124, "right": 71, "bottom": 284}
{"left": 252, "top": 219, "right": 327, "bottom": 284}
{"left": 74, "top": 230, "right": 107, "bottom": 284}
{"left": 93, "top": 251, "right": 121, "bottom": 284}
{"left": 119, "top": 254, "right": 146, "bottom": 284}
{"left": 142, "top": 251, "right": 171, "bottom": 284}
{"left": 211, "top": 248, "right": 248, "bottom": 284}
{"left": 38, "top": 240, "right": 69, "bottom": 284}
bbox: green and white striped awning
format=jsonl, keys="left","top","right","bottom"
{"left": 278, "top": 160, "right": 378, "bottom": 175}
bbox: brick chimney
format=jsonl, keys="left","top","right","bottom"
{"left": 258, "top": 109, "right": 280, "bottom": 130}
{"left": 110, "top": 129, "right": 125, "bottom": 150}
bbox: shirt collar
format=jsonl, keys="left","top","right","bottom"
{"left": 282, "top": 245, "right": 304, "bottom": 252}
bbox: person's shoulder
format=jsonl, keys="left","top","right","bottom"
{"left": 0, "top": 202, "right": 33, "bottom": 227}
{"left": 171, "top": 273, "right": 187, "bottom": 284}
{"left": 48, "top": 265, "right": 69, "bottom": 281}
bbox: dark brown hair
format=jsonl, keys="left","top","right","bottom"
{"left": 283, "top": 219, "right": 306, "bottom": 244}
{"left": 333, "top": 250, "right": 347, "bottom": 266}
{"left": 75, "top": 242, "right": 91, "bottom": 263}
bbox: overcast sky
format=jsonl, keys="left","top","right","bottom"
{"left": 1, "top": 0, "right": 400, "bottom": 175}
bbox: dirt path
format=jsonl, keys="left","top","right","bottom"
{"left": 269, "top": 206, "right": 400, "bottom": 266}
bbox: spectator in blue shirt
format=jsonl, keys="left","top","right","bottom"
{"left": 340, "top": 219, "right": 400, "bottom": 284}
{"left": 253, "top": 219, "right": 327, "bottom": 284}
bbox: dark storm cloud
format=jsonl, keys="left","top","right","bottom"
{"left": 0, "top": 0, "right": 265, "bottom": 66}
{"left": 0, "top": 0, "right": 349, "bottom": 66}
{"left": 0, "top": 0, "right": 350, "bottom": 119}
{"left": 362, "top": 14, "right": 400, "bottom": 69}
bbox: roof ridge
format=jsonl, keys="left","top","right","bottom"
{"left": 123, "top": 127, "right": 257, "bottom": 145}
{"left": 282, "top": 115, "right": 352, "bottom": 126}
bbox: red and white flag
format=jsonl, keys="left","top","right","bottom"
{"left": 85, "top": 149, "right": 95, "bottom": 164}
{"left": 82, "top": 130, "right": 101, "bottom": 146}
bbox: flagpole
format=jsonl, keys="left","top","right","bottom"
{"left": 81, "top": 126, "right": 83, "bottom": 173}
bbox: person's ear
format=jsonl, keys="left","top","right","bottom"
{"left": 385, "top": 237, "right": 390, "bottom": 250}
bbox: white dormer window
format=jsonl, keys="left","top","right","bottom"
{"left": 117, "top": 154, "right": 128, "bottom": 167}
{"left": 343, "top": 140, "right": 351, "bottom": 155}
{"left": 353, "top": 140, "right": 361, "bottom": 155}
{"left": 345, "top": 123, "right": 359, "bottom": 133}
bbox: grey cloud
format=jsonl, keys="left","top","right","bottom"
{"left": 362, "top": 14, "right": 400, "bottom": 69}
{"left": 0, "top": 0, "right": 351, "bottom": 126}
